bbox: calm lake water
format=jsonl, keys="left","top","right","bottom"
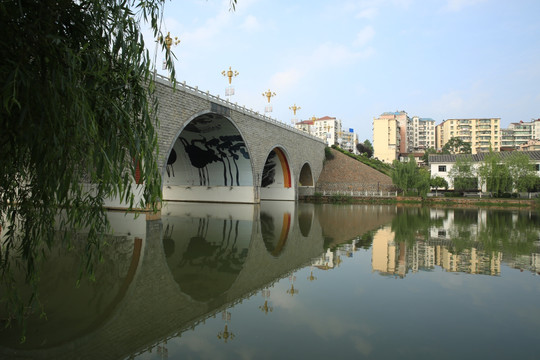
{"left": 1, "top": 202, "right": 540, "bottom": 360}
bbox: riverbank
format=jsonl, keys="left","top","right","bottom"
{"left": 301, "top": 194, "right": 539, "bottom": 209}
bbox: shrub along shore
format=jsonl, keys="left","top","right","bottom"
{"left": 301, "top": 194, "right": 539, "bottom": 209}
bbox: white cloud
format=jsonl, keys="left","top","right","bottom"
{"left": 269, "top": 69, "right": 303, "bottom": 90}
{"left": 356, "top": 7, "right": 378, "bottom": 19}
{"left": 354, "top": 26, "right": 376, "bottom": 47}
{"left": 267, "top": 40, "right": 375, "bottom": 96}
{"left": 443, "top": 0, "right": 487, "bottom": 12}
{"left": 240, "top": 14, "right": 261, "bottom": 31}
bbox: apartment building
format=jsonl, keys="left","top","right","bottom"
{"left": 377, "top": 111, "right": 409, "bottom": 153}
{"left": 373, "top": 114, "right": 400, "bottom": 163}
{"left": 409, "top": 116, "right": 436, "bottom": 151}
{"left": 501, "top": 121, "right": 534, "bottom": 148}
{"left": 336, "top": 129, "right": 358, "bottom": 153}
{"left": 294, "top": 116, "right": 343, "bottom": 147}
{"left": 436, "top": 118, "right": 500, "bottom": 154}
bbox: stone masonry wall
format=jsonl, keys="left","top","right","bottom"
{"left": 153, "top": 77, "right": 326, "bottom": 200}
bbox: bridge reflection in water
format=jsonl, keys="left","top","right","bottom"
{"left": 2, "top": 206, "right": 540, "bottom": 359}
{"left": 0, "top": 202, "right": 395, "bottom": 360}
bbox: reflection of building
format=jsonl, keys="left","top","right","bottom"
{"left": 312, "top": 248, "right": 335, "bottom": 270}
{"left": 371, "top": 226, "right": 397, "bottom": 275}
{"left": 370, "top": 209, "right": 512, "bottom": 277}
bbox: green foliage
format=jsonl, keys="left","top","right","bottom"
{"left": 329, "top": 194, "right": 352, "bottom": 203}
{"left": 442, "top": 137, "right": 472, "bottom": 154}
{"left": 324, "top": 147, "right": 335, "bottom": 161}
{"left": 0, "top": 0, "right": 176, "bottom": 334}
{"left": 356, "top": 139, "right": 374, "bottom": 158}
{"left": 477, "top": 151, "right": 511, "bottom": 194}
{"left": 448, "top": 155, "right": 477, "bottom": 191}
{"left": 421, "top": 147, "right": 437, "bottom": 165}
{"left": 430, "top": 176, "right": 449, "bottom": 190}
{"left": 391, "top": 156, "right": 430, "bottom": 196}
{"left": 504, "top": 152, "right": 539, "bottom": 192}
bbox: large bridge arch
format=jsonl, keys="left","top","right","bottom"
{"left": 162, "top": 111, "right": 257, "bottom": 203}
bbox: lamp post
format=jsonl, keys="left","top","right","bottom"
{"left": 262, "top": 89, "right": 276, "bottom": 116}
{"left": 222, "top": 66, "right": 239, "bottom": 101}
{"left": 161, "top": 32, "right": 180, "bottom": 76}
{"left": 289, "top": 104, "right": 301, "bottom": 125}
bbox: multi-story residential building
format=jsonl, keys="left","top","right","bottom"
{"left": 533, "top": 118, "right": 540, "bottom": 140}
{"left": 409, "top": 116, "right": 436, "bottom": 151}
{"left": 501, "top": 121, "right": 534, "bottom": 149}
{"left": 436, "top": 118, "right": 500, "bottom": 154}
{"left": 294, "top": 116, "right": 343, "bottom": 148}
{"left": 519, "top": 139, "right": 540, "bottom": 151}
{"left": 373, "top": 114, "right": 400, "bottom": 163}
{"left": 336, "top": 128, "right": 358, "bottom": 154}
{"left": 377, "top": 111, "right": 409, "bottom": 153}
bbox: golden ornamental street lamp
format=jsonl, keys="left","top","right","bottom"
{"left": 164, "top": 32, "right": 180, "bottom": 50}
{"left": 262, "top": 89, "right": 276, "bottom": 103}
{"left": 222, "top": 66, "right": 239, "bottom": 84}
{"left": 289, "top": 104, "right": 301, "bottom": 116}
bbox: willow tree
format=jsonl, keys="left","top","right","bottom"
{"left": 0, "top": 0, "right": 180, "bottom": 330}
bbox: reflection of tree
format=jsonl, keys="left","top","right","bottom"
{"left": 391, "top": 207, "right": 432, "bottom": 246}
{"left": 170, "top": 217, "right": 249, "bottom": 302}
{"left": 476, "top": 211, "right": 539, "bottom": 257}
{"left": 391, "top": 207, "right": 540, "bottom": 259}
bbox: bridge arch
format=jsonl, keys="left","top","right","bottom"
{"left": 162, "top": 111, "right": 255, "bottom": 203}
{"left": 260, "top": 146, "right": 295, "bottom": 201}
{"left": 298, "top": 162, "right": 314, "bottom": 187}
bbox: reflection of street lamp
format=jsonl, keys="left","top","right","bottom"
{"left": 217, "top": 309, "right": 235, "bottom": 343}
{"left": 217, "top": 325, "right": 235, "bottom": 343}
{"left": 287, "top": 275, "right": 298, "bottom": 296}
{"left": 259, "top": 300, "right": 273, "bottom": 314}
{"left": 307, "top": 271, "right": 317, "bottom": 282}
{"left": 259, "top": 288, "right": 273, "bottom": 314}
{"left": 287, "top": 284, "right": 299, "bottom": 296}
{"left": 157, "top": 340, "right": 168, "bottom": 359}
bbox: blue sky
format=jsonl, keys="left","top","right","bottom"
{"left": 144, "top": 0, "right": 540, "bottom": 142}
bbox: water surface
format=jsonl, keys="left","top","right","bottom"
{"left": 1, "top": 203, "right": 539, "bottom": 360}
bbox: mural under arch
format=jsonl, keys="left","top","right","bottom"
{"left": 163, "top": 114, "right": 255, "bottom": 203}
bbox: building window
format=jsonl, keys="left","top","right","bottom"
{"left": 438, "top": 165, "right": 447, "bottom": 172}
{"left": 536, "top": 164, "right": 540, "bottom": 172}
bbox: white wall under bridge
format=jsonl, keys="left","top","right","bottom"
{"left": 155, "top": 76, "right": 325, "bottom": 204}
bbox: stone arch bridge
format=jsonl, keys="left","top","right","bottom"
{"left": 149, "top": 75, "right": 325, "bottom": 204}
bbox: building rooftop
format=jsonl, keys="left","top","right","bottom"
{"left": 429, "top": 150, "right": 540, "bottom": 163}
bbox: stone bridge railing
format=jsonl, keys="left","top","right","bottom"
{"left": 154, "top": 74, "right": 324, "bottom": 144}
